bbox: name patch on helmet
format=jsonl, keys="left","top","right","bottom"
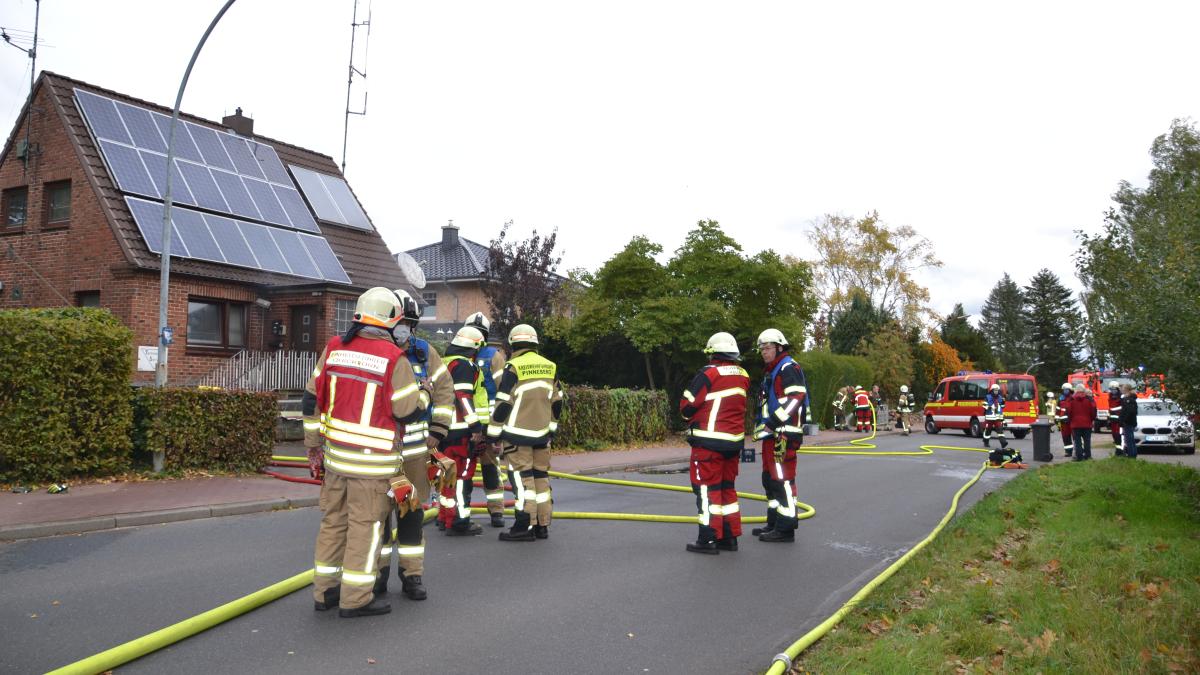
{"left": 327, "top": 350, "right": 389, "bottom": 375}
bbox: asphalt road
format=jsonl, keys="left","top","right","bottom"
{"left": 0, "top": 433, "right": 1026, "bottom": 675}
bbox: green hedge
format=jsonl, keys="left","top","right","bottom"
{"left": 0, "top": 308, "right": 134, "bottom": 483}
{"left": 556, "top": 386, "right": 669, "bottom": 449}
{"left": 133, "top": 388, "right": 276, "bottom": 472}
{"left": 792, "top": 350, "right": 874, "bottom": 429}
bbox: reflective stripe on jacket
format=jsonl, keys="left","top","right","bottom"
{"left": 755, "top": 355, "right": 806, "bottom": 441}
{"left": 681, "top": 360, "right": 750, "bottom": 452}
{"left": 487, "top": 349, "right": 564, "bottom": 447}
{"left": 443, "top": 354, "right": 490, "bottom": 442}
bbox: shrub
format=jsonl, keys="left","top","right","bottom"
{"left": 0, "top": 308, "right": 133, "bottom": 483}
{"left": 132, "top": 388, "right": 276, "bottom": 472}
{"left": 556, "top": 386, "right": 669, "bottom": 449}
{"left": 791, "top": 350, "right": 873, "bottom": 429}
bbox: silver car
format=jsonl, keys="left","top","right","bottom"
{"left": 1132, "top": 398, "right": 1196, "bottom": 454}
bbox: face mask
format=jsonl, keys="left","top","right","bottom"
{"left": 392, "top": 324, "right": 412, "bottom": 344}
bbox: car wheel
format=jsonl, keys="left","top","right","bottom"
{"left": 925, "top": 417, "right": 939, "bottom": 434}
{"left": 1184, "top": 445, "right": 1196, "bottom": 456}
{"left": 968, "top": 418, "right": 982, "bottom": 438}
{"left": 1012, "top": 430, "right": 1028, "bottom": 440}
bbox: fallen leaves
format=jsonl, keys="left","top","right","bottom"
{"left": 1039, "top": 559, "right": 1061, "bottom": 574}
{"left": 864, "top": 616, "right": 893, "bottom": 635}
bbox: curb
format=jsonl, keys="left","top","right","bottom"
{"left": 0, "top": 496, "right": 319, "bottom": 542}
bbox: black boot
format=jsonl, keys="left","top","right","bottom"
{"left": 534, "top": 525, "right": 549, "bottom": 539}
{"left": 751, "top": 526, "right": 774, "bottom": 536}
{"left": 715, "top": 537, "right": 738, "bottom": 551}
{"left": 314, "top": 587, "right": 340, "bottom": 611}
{"left": 373, "top": 567, "right": 388, "bottom": 597}
{"left": 435, "top": 519, "right": 446, "bottom": 531}
{"left": 338, "top": 596, "right": 391, "bottom": 618}
{"left": 446, "top": 521, "right": 483, "bottom": 536}
{"left": 686, "top": 540, "right": 719, "bottom": 554}
{"left": 983, "top": 436, "right": 991, "bottom": 448}
{"left": 499, "top": 527, "right": 536, "bottom": 542}
{"left": 400, "top": 574, "right": 427, "bottom": 601}
{"left": 490, "top": 512, "right": 505, "bottom": 528}
{"left": 759, "top": 529, "right": 795, "bottom": 543}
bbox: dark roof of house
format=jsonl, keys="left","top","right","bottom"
{"left": 26, "top": 72, "right": 405, "bottom": 292}
{"left": 403, "top": 236, "right": 492, "bottom": 282}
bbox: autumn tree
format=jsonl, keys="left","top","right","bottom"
{"left": 483, "top": 221, "right": 563, "bottom": 337}
{"left": 858, "top": 323, "right": 914, "bottom": 401}
{"left": 806, "top": 211, "right": 942, "bottom": 328}
{"left": 940, "top": 304, "right": 997, "bottom": 371}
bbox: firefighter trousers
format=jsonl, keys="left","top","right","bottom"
{"left": 505, "top": 445, "right": 552, "bottom": 528}
{"left": 378, "top": 448, "right": 428, "bottom": 579}
{"left": 1110, "top": 419, "right": 1123, "bottom": 450}
{"left": 690, "top": 447, "right": 741, "bottom": 542}
{"left": 855, "top": 407, "right": 872, "bottom": 432}
{"left": 479, "top": 444, "right": 505, "bottom": 516}
{"left": 1059, "top": 423, "right": 1074, "bottom": 455}
{"left": 761, "top": 437, "right": 801, "bottom": 533}
{"left": 313, "top": 472, "right": 392, "bottom": 610}
{"left": 438, "top": 439, "right": 478, "bottom": 529}
{"left": 984, "top": 419, "right": 1007, "bottom": 446}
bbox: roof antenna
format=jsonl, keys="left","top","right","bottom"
{"left": 2, "top": 0, "right": 42, "bottom": 175}
{"left": 341, "top": 0, "right": 371, "bottom": 174}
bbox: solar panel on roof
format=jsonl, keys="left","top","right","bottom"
{"left": 171, "top": 207, "right": 225, "bottom": 264}
{"left": 140, "top": 150, "right": 196, "bottom": 206}
{"left": 250, "top": 141, "right": 291, "bottom": 184}
{"left": 126, "top": 198, "right": 188, "bottom": 257}
{"left": 219, "top": 133, "right": 266, "bottom": 180}
{"left": 300, "top": 233, "right": 352, "bottom": 284}
{"left": 152, "top": 114, "right": 204, "bottom": 163}
{"left": 74, "top": 90, "right": 131, "bottom": 145}
{"left": 203, "top": 214, "right": 259, "bottom": 269}
{"left": 100, "top": 140, "right": 159, "bottom": 199}
{"left": 114, "top": 101, "right": 166, "bottom": 154}
{"left": 177, "top": 160, "right": 229, "bottom": 212}
{"left": 185, "top": 123, "right": 236, "bottom": 172}
{"left": 271, "top": 229, "right": 320, "bottom": 279}
{"left": 288, "top": 165, "right": 372, "bottom": 230}
{"left": 273, "top": 184, "right": 319, "bottom": 232}
{"left": 322, "top": 174, "right": 372, "bottom": 230}
{"left": 209, "top": 169, "right": 261, "bottom": 220}
{"left": 243, "top": 177, "right": 290, "bottom": 227}
{"left": 236, "top": 220, "right": 291, "bottom": 275}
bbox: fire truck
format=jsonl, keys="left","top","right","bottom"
{"left": 1066, "top": 370, "right": 1158, "bottom": 432}
{"left": 923, "top": 371, "right": 1040, "bottom": 438}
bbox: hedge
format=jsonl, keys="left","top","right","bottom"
{"left": 793, "top": 350, "right": 874, "bottom": 429}
{"left": 556, "top": 386, "right": 669, "bottom": 449}
{"left": 132, "top": 388, "right": 276, "bottom": 472}
{"left": 0, "top": 308, "right": 134, "bottom": 483}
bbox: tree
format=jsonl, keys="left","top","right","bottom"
{"left": 1078, "top": 119, "right": 1200, "bottom": 411}
{"left": 1022, "top": 269, "right": 1082, "bottom": 388}
{"left": 483, "top": 221, "right": 563, "bottom": 336}
{"left": 940, "top": 303, "right": 997, "bottom": 371}
{"left": 806, "top": 211, "right": 942, "bottom": 328}
{"left": 828, "top": 291, "right": 891, "bottom": 355}
{"left": 918, "top": 332, "right": 968, "bottom": 390}
{"left": 980, "top": 273, "right": 1032, "bottom": 371}
{"left": 858, "top": 323, "right": 914, "bottom": 401}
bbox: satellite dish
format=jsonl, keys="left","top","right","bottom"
{"left": 395, "top": 251, "right": 426, "bottom": 289}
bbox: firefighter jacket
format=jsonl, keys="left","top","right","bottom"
{"left": 1107, "top": 390, "right": 1122, "bottom": 419}
{"left": 401, "top": 338, "right": 454, "bottom": 455}
{"left": 442, "top": 352, "right": 491, "bottom": 443}
{"left": 487, "top": 349, "right": 564, "bottom": 448}
{"left": 897, "top": 393, "right": 914, "bottom": 413}
{"left": 680, "top": 359, "right": 750, "bottom": 452}
{"left": 984, "top": 392, "right": 1006, "bottom": 422}
{"left": 303, "top": 328, "right": 429, "bottom": 479}
{"left": 1055, "top": 394, "right": 1070, "bottom": 423}
{"left": 475, "top": 344, "right": 507, "bottom": 415}
{"left": 853, "top": 388, "right": 870, "bottom": 410}
{"left": 833, "top": 389, "right": 848, "bottom": 411}
{"left": 1045, "top": 393, "right": 1058, "bottom": 417}
{"left": 754, "top": 354, "right": 807, "bottom": 441}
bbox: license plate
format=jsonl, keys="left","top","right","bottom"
{"left": 1146, "top": 435, "right": 1167, "bottom": 442}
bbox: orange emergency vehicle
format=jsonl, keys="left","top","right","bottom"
{"left": 1066, "top": 370, "right": 1158, "bottom": 431}
{"left": 923, "top": 371, "right": 1040, "bottom": 439}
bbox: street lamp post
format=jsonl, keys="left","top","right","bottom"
{"left": 1025, "top": 361, "right": 1044, "bottom": 375}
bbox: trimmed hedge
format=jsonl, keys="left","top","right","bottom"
{"left": 794, "top": 350, "right": 874, "bottom": 429}
{"left": 556, "top": 386, "right": 669, "bottom": 449}
{"left": 133, "top": 388, "right": 276, "bottom": 472}
{"left": 0, "top": 308, "right": 134, "bottom": 483}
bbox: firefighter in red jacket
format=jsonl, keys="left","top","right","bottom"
{"left": 303, "top": 287, "right": 431, "bottom": 617}
{"left": 751, "top": 329, "right": 807, "bottom": 544}
{"left": 1106, "top": 382, "right": 1124, "bottom": 454}
{"left": 680, "top": 332, "right": 750, "bottom": 554}
{"left": 437, "top": 326, "right": 491, "bottom": 535}
{"left": 853, "top": 385, "right": 872, "bottom": 433}
{"left": 1056, "top": 383, "right": 1074, "bottom": 457}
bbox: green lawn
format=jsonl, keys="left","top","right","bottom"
{"left": 793, "top": 459, "right": 1200, "bottom": 674}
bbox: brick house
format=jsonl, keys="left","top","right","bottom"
{"left": 0, "top": 72, "right": 414, "bottom": 385}
{"left": 401, "top": 222, "right": 493, "bottom": 335}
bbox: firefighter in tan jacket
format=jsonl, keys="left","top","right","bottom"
{"left": 488, "top": 324, "right": 564, "bottom": 541}
{"left": 465, "top": 312, "right": 510, "bottom": 527}
{"left": 303, "top": 288, "right": 431, "bottom": 617}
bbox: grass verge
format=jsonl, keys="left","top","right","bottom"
{"left": 793, "top": 458, "right": 1200, "bottom": 674}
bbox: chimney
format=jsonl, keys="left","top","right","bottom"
{"left": 222, "top": 107, "right": 254, "bottom": 136}
{"left": 441, "top": 219, "right": 459, "bottom": 248}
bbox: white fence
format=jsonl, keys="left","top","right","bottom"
{"left": 192, "top": 350, "right": 318, "bottom": 392}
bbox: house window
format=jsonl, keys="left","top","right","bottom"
{"left": 421, "top": 291, "right": 437, "bottom": 320}
{"left": 3, "top": 187, "right": 27, "bottom": 228}
{"left": 76, "top": 291, "right": 100, "bottom": 308}
{"left": 187, "top": 299, "right": 247, "bottom": 349}
{"left": 45, "top": 180, "right": 71, "bottom": 224}
{"left": 334, "top": 298, "right": 356, "bottom": 335}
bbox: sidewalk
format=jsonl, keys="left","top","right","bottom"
{"left": 0, "top": 429, "right": 868, "bottom": 542}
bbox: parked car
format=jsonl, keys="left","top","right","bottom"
{"left": 923, "top": 371, "right": 1039, "bottom": 439}
{"left": 1133, "top": 398, "right": 1196, "bottom": 455}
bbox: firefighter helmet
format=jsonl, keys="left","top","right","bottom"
{"left": 508, "top": 323, "right": 539, "bottom": 346}
{"left": 1061, "top": 382, "right": 1072, "bottom": 392}
{"left": 756, "top": 328, "right": 788, "bottom": 348}
{"left": 465, "top": 312, "right": 490, "bottom": 339}
{"left": 391, "top": 288, "right": 422, "bottom": 324}
{"left": 703, "top": 332, "right": 740, "bottom": 359}
{"left": 990, "top": 383, "right": 1001, "bottom": 392}
{"left": 354, "top": 287, "right": 403, "bottom": 330}
{"left": 900, "top": 385, "right": 909, "bottom": 394}
{"left": 451, "top": 326, "right": 485, "bottom": 350}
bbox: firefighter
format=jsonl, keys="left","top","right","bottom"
{"left": 1045, "top": 391, "right": 1059, "bottom": 428}
{"left": 679, "top": 332, "right": 750, "bottom": 554}
{"left": 896, "top": 385, "right": 914, "bottom": 436}
{"left": 1107, "top": 382, "right": 1124, "bottom": 455}
{"left": 984, "top": 384, "right": 1024, "bottom": 466}
{"left": 488, "top": 324, "right": 564, "bottom": 541}
{"left": 832, "top": 386, "right": 849, "bottom": 431}
{"left": 437, "top": 326, "right": 492, "bottom": 535}
{"left": 303, "top": 287, "right": 431, "bottom": 617}
{"left": 465, "top": 312, "right": 509, "bottom": 527}
{"left": 1057, "top": 383, "right": 1074, "bottom": 458}
{"left": 751, "top": 329, "right": 807, "bottom": 544}
{"left": 372, "top": 289, "right": 454, "bottom": 602}
{"left": 853, "top": 385, "right": 872, "bottom": 433}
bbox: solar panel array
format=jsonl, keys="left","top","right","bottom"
{"left": 290, "top": 164, "right": 373, "bottom": 230}
{"left": 74, "top": 88, "right": 319, "bottom": 233}
{"left": 125, "top": 196, "right": 350, "bottom": 284}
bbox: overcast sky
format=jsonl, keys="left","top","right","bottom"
{"left": 3, "top": 0, "right": 1197, "bottom": 324}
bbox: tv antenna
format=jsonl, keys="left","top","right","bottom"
{"left": 2, "top": 0, "right": 43, "bottom": 175}
{"left": 341, "top": 0, "right": 371, "bottom": 174}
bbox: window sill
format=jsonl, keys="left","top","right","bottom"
{"left": 0, "top": 226, "right": 27, "bottom": 236}
{"left": 185, "top": 346, "right": 245, "bottom": 358}
{"left": 42, "top": 221, "right": 71, "bottom": 231}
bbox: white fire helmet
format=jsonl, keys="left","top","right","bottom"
{"left": 900, "top": 385, "right": 909, "bottom": 394}
{"left": 451, "top": 326, "right": 485, "bottom": 350}
{"left": 465, "top": 312, "right": 491, "bottom": 337}
{"left": 756, "top": 328, "right": 788, "bottom": 348}
{"left": 391, "top": 288, "right": 421, "bottom": 323}
{"left": 1061, "top": 382, "right": 1072, "bottom": 392}
{"left": 704, "top": 332, "right": 740, "bottom": 358}
{"left": 354, "top": 287, "right": 403, "bottom": 330}
{"left": 991, "top": 383, "right": 1001, "bottom": 391}
{"left": 508, "top": 323, "right": 539, "bottom": 346}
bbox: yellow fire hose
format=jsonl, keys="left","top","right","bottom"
{"left": 54, "top": 405, "right": 1011, "bottom": 674}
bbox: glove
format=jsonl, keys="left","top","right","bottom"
{"left": 424, "top": 433, "right": 441, "bottom": 450}
{"left": 306, "top": 446, "right": 324, "bottom": 481}
{"left": 388, "top": 475, "right": 419, "bottom": 518}
{"left": 428, "top": 449, "right": 457, "bottom": 493}
{"left": 468, "top": 432, "right": 485, "bottom": 458}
